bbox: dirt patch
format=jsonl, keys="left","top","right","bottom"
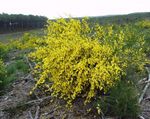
{"left": 0, "top": 75, "right": 98, "bottom": 119}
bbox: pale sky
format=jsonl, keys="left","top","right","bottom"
{"left": 0, "top": 0, "right": 150, "bottom": 19}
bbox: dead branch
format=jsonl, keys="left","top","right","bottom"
{"left": 28, "top": 111, "right": 34, "bottom": 119}
{"left": 19, "top": 73, "right": 35, "bottom": 83}
{"left": 101, "top": 111, "right": 105, "bottom": 119}
{"left": 24, "top": 73, "right": 35, "bottom": 82}
{"left": 34, "top": 106, "right": 40, "bottom": 119}
{"left": 26, "top": 96, "right": 52, "bottom": 105}
{"left": 25, "top": 56, "right": 34, "bottom": 71}
{"left": 139, "top": 67, "right": 150, "bottom": 103}
{"left": 143, "top": 109, "right": 150, "bottom": 112}
{"left": 144, "top": 80, "right": 150, "bottom": 84}
{"left": 144, "top": 96, "right": 150, "bottom": 101}
{"left": 138, "top": 77, "right": 147, "bottom": 84}
{"left": 28, "top": 106, "right": 40, "bottom": 119}
{"left": 139, "top": 80, "right": 150, "bottom": 85}
{"left": 24, "top": 56, "right": 38, "bottom": 82}
{"left": 138, "top": 115, "right": 145, "bottom": 119}
{"left": 41, "top": 107, "right": 59, "bottom": 116}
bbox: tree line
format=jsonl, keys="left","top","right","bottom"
{"left": 0, "top": 13, "right": 48, "bottom": 33}
{"left": 88, "top": 12, "right": 150, "bottom": 25}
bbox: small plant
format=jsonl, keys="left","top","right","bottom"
{"left": 7, "top": 60, "right": 29, "bottom": 75}
{"left": 1, "top": 60, "right": 29, "bottom": 89}
{"left": 15, "top": 60, "right": 29, "bottom": 73}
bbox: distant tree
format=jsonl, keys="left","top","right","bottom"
{"left": 0, "top": 13, "right": 48, "bottom": 33}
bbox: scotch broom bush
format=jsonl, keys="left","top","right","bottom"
{"left": 0, "top": 42, "right": 8, "bottom": 59}
{"left": 16, "top": 33, "right": 44, "bottom": 50}
{"left": 136, "top": 20, "right": 150, "bottom": 29}
{"left": 29, "top": 18, "right": 149, "bottom": 106}
{"left": 0, "top": 59, "right": 6, "bottom": 89}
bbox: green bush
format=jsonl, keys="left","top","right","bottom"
{"left": 95, "top": 81, "right": 140, "bottom": 118}
{"left": 15, "top": 60, "right": 29, "bottom": 73}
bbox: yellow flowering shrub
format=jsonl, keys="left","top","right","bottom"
{"left": 7, "top": 33, "right": 45, "bottom": 51}
{"left": 136, "top": 20, "right": 150, "bottom": 29}
{"left": 0, "top": 59, "right": 6, "bottom": 88}
{"left": 29, "top": 18, "right": 148, "bottom": 105}
{"left": 16, "top": 33, "right": 45, "bottom": 50}
{"left": 0, "top": 42, "right": 8, "bottom": 59}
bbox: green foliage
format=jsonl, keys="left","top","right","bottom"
{"left": 1, "top": 60, "right": 29, "bottom": 89}
{"left": 135, "top": 20, "right": 150, "bottom": 55}
{"left": 15, "top": 60, "right": 29, "bottom": 73}
{"left": 0, "top": 59, "right": 7, "bottom": 89}
{"left": 29, "top": 18, "right": 148, "bottom": 107}
{"left": 7, "top": 60, "right": 29, "bottom": 75}
{"left": 136, "top": 20, "right": 150, "bottom": 29}
{"left": 95, "top": 81, "right": 140, "bottom": 118}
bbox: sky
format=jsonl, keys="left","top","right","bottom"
{"left": 0, "top": 0, "right": 150, "bottom": 19}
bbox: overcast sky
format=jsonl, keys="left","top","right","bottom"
{"left": 0, "top": 0, "right": 150, "bottom": 19}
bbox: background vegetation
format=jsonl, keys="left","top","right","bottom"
{"left": 0, "top": 13, "right": 47, "bottom": 33}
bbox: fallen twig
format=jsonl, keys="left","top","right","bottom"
{"left": 41, "top": 107, "right": 58, "bottom": 116}
{"left": 143, "top": 109, "right": 150, "bottom": 112}
{"left": 101, "top": 111, "right": 105, "bottom": 119}
{"left": 28, "top": 111, "right": 34, "bottom": 119}
{"left": 139, "top": 67, "right": 150, "bottom": 103}
{"left": 144, "top": 96, "right": 150, "bottom": 101}
{"left": 139, "top": 80, "right": 150, "bottom": 85}
{"left": 138, "top": 77, "right": 147, "bottom": 84}
{"left": 25, "top": 56, "right": 34, "bottom": 71}
{"left": 26, "top": 96, "right": 52, "bottom": 105}
{"left": 138, "top": 115, "right": 145, "bottom": 119}
{"left": 35, "top": 106, "right": 40, "bottom": 119}
{"left": 28, "top": 106, "right": 40, "bottom": 119}
{"left": 24, "top": 56, "right": 38, "bottom": 82}
{"left": 19, "top": 73, "right": 35, "bottom": 82}
{"left": 143, "top": 80, "right": 150, "bottom": 84}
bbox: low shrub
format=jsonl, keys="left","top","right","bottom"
{"left": 1, "top": 60, "right": 29, "bottom": 89}
{"left": 7, "top": 60, "right": 29, "bottom": 75}
{"left": 95, "top": 80, "right": 140, "bottom": 118}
